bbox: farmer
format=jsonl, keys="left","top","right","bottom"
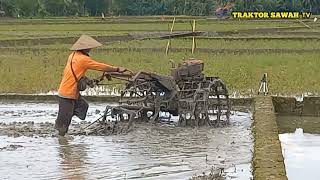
{"left": 55, "top": 35, "right": 128, "bottom": 136}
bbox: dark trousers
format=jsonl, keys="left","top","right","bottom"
{"left": 55, "top": 96, "right": 89, "bottom": 135}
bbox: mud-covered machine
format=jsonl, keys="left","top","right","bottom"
{"left": 90, "top": 59, "right": 231, "bottom": 131}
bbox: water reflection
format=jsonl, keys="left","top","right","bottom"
{"left": 58, "top": 137, "right": 88, "bottom": 180}
{"left": 0, "top": 101, "right": 114, "bottom": 124}
{"left": 276, "top": 115, "right": 320, "bottom": 134}
{"left": 0, "top": 102, "right": 252, "bottom": 180}
{"left": 83, "top": 112, "right": 253, "bottom": 179}
{"left": 280, "top": 129, "right": 320, "bottom": 180}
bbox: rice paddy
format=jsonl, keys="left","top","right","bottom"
{"left": 0, "top": 16, "right": 319, "bottom": 96}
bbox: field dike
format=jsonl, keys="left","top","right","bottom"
{"left": 252, "top": 96, "right": 287, "bottom": 180}
{"left": 0, "top": 31, "right": 201, "bottom": 47}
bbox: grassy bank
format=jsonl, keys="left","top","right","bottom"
{"left": 0, "top": 48, "right": 319, "bottom": 95}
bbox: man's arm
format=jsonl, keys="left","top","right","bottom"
{"left": 83, "top": 56, "right": 119, "bottom": 72}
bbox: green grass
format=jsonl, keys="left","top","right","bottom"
{"left": 0, "top": 17, "right": 319, "bottom": 96}
{"left": 0, "top": 48, "right": 319, "bottom": 96}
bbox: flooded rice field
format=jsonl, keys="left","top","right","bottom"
{"left": 0, "top": 101, "right": 253, "bottom": 179}
{"left": 278, "top": 116, "right": 320, "bottom": 180}
{"left": 280, "top": 129, "right": 320, "bottom": 180}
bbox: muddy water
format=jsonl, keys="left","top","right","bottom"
{"left": 280, "top": 129, "right": 320, "bottom": 180}
{"left": 0, "top": 101, "right": 117, "bottom": 124}
{"left": 277, "top": 115, "right": 320, "bottom": 134}
{"left": 0, "top": 101, "right": 253, "bottom": 179}
{"left": 277, "top": 115, "right": 320, "bottom": 180}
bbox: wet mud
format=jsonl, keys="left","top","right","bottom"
{"left": 0, "top": 121, "right": 56, "bottom": 137}
{"left": 0, "top": 101, "right": 253, "bottom": 179}
{"left": 0, "top": 121, "right": 252, "bottom": 179}
{"left": 0, "top": 120, "right": 133, "bottom": 137}
{"left": 0, "top": 144, "right": 23, "bottom": 151}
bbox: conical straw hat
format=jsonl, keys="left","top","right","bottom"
{"left": 70, "top": 35, "right": 103, "bottom": 51}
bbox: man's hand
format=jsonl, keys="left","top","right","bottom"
{"left": 118, "top": 67, "right": 134, "bottom": 74}
{"left": 117, "top": 67, "right": 127, "bottom": 73}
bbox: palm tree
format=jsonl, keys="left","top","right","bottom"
{"left": 302, "top": 0, "right": 319, "bottom": 12}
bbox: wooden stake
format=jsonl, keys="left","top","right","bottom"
{"left": 192, "top": 20, "right": 196, "bottom": 54}
{"left": 296, "top": 19, "right": 312, "bottom": 29}
{"left": 166, "top": 17, "right": 176, "bottom": 55}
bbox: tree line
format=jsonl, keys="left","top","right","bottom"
{"left": 0, "top": 0, "right": 319, "bottom": 17}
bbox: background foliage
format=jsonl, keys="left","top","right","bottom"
{"left": 0, "top": 0, "right": 319, "bottom": 17}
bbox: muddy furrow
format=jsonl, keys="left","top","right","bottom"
{"left": 0, "top": 31, "right": 201, "bottom": 47}
{"left": 0, "top": 121, "right": 131, "bottom": 138}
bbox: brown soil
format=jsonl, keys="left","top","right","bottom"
{"left": 0, "top": 121, "right": 132, "bottom": 138}
{"left": 0, "top": 144, "right": 23, "bottom": 151}
{"left": 253, "top": 96, "right": 287, "bottom": 179}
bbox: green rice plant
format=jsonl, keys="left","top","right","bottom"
{"left": 1, "top": 47, "right": 319, "bottom": 96}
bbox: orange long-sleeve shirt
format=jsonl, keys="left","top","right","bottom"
{"left": 58, "top": 51, "right": 117, "bottom": 99}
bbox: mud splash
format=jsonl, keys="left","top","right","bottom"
{"left": 0, "top": 144, "right": 23, "bottom": 151}
{"left": 0, "top": 101, "right": 253, "bottom": 179}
